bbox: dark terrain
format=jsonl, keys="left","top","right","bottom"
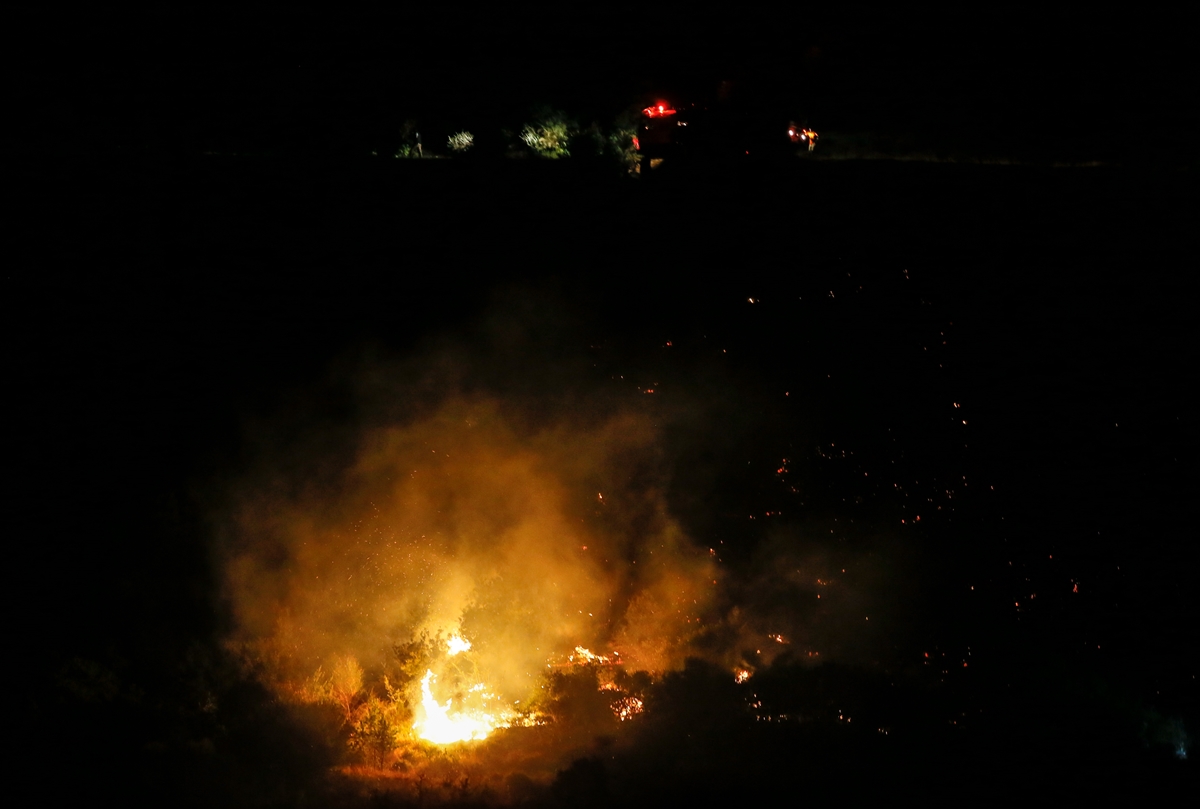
{"left": 11, "top": 155, "right": 1197, "bottom": 805}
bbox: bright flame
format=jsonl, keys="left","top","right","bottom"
{"left": 446, "top": 635, "right": 472, "bottom": 656}
{"left": 414, "top": 670, "right": 507, "bottom": 744}
{"left": 569, "top": 646, "right": 617, "bottom": 665}
{"left": 734, "top": 669, "right": 752, "bottom": 684}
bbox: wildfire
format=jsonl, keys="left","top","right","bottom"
{"left": 413, "top": 638, "right": 638, "bottom": 744}
{"left": 227, "top": 397, "right": 725, "bottom": 768}
{"left": 414, "top": 670, "right": 511, "bottom": 744}
{"left": 613, "top": 696, "right": 644, "bottom": 721}
{"left": 569, "top": 646, "right": 617, "bottom": 665}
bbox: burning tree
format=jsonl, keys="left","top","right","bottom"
{"left": 349, "top": 695, "right": 403, "bottom": 769}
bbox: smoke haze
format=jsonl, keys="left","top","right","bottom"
{"left": 214, "top": 297, "right": 744, "bottom": 709}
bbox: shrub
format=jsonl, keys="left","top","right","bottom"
{"left": 520, "top": 108, "right": 575, "bottom": 158}
{"left": 447, "top": 131, "right": 474, "bottom": 152}
{"left": 608, "top": 124, "right": 640, "bottom": 172}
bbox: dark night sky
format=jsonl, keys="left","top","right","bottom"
{"left": 17, "top": 8, "right": 1196, "bottom": 159}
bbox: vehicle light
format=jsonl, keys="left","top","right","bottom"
{"left": 642, "top": 102, "right": 678, "bottom": 118}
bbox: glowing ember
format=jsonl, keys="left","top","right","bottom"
{"left": 446, "top": 635, "right": 472, "bottom": 656}
{"left": 735, "top": 669, "right": 752, "bottom": 684}
{"left": 613, "top": 696, "right": 644, "bottom": 721}
{"left": 414, "top": 670, "right": 509, "bottom": 744}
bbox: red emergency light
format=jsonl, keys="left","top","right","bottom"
{"left": 642, "top": 103, "right": 677, "bottom": 118}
